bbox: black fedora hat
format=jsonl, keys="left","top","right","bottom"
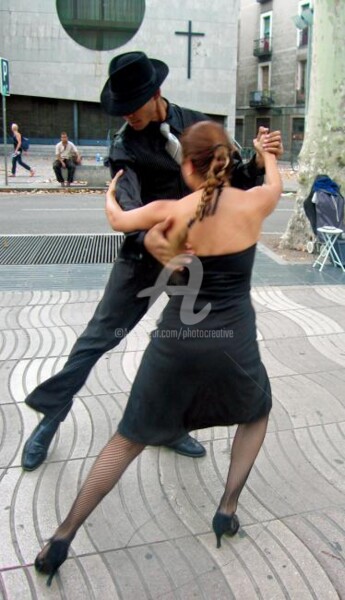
{"left": 100, "top": 51, "right": 169, "bottom": 116}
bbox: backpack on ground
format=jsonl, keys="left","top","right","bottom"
{"left": 21, "top": 136, "right": 30, "bottom": 151}
{"left": 303, "top": 175, "right": 345, "bottom": 235}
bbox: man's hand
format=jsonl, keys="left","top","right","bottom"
{"left": 107, "top": 169, "right": 124, "bottom": 195}
{"left": 143, "top": 217, "right": 175, "bottom": 264}
{"left": 253, "top": 133, "right": 266, "bottom": 158}
{"left": 144, "top": 218, "right": 194, "bottom": 269}
{"left": 254, "top": 127, "right": 283, "bottom": 168}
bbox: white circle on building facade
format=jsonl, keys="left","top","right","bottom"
{"left": 56, "top": 0, "right": 146, "bottom": 51}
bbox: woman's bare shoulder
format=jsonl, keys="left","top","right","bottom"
{"left": 221, "top": 186, "right": 249, "bottom": 206}
{"left": 179, "top": 190, "right": 201, "bottom": 203}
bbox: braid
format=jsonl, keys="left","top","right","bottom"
{"left": 179, "top": 121, "right": 234, "bottom": 240}
{"left": 195, "top": 145, "right": 230, "bottom": 221}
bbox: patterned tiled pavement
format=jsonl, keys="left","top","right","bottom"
{"left": 1, "top": 246, "right": 345, "bottom": 599}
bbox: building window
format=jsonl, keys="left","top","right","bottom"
{"left": 254, "top": 11, "right": 272, "bottom": 57}
{"left": 297, "top": 60, "right": 307, "bottom": 90}
{"left": 235, "top": 118, "right": 244, "bottom": 147}
{"left": 258, "top": 63, "right": 271, "bottom": 92}
{"left": 256, "top": 117, "right": 271, "bottom": 134}
{"left": 292, "top": 117, "right": 305, "bottom": 142}
{"left": 297, "top": 2, "right": 311, "bottom": 47}
{"left": 296, "top": 60, "right": 307, "bottom": 103}
{"left": 56, "top": 0, "right": 146, "bottom": 51}
{"left": 260, "top": 11, "right": 272, "bottom": 42}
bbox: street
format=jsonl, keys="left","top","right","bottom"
{"left": 0, "top": 192, "right": 295, "bottom": 235}
{"left": 0, "top": 192, "right": 109, "bottom": 234}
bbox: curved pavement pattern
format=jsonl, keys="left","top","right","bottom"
{"left": 1, "top": 285, "right": 345, "bottom": 599}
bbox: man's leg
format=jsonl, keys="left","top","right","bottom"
{"left": 22, "top": 256, "right": 205, "bottom": 469}
{"left": 22, "top": 256, "right": 157, "bottom": 470}
{"left": 66, "top": 159, "right": 75, "bottom": 184}
{"left": 53, "top": 160, "right": 64, "bottom": 184}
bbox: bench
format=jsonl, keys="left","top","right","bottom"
{"left": 62, "top": 164, "right": 109, "bottom": 187}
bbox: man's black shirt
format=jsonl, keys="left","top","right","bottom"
{"left": 108, "top": 100, "right": 264, "bottom": 253}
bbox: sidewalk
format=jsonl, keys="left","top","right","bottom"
{"left": 1, "top": 277, "right": 345, "bottom": 599}
{"left": 0, "top": 151, "right": 109, "bottom": 191}
{"left": 0, "top": 152, "right": 299, "bottom": 193}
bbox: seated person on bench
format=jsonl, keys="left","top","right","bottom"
{"left": 53, "top": 132, "right": 81, "bottom": 187}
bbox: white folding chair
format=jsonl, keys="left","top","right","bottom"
{"left": 313, "top": 226, "right": 345, "bottom": 272}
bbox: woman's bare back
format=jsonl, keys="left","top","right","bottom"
{"left": 167, "top": 186, "right": 263, "bottom": 257}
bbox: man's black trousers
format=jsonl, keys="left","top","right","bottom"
{"left": 25, "top": 254, "right": 162, "bottom": 421}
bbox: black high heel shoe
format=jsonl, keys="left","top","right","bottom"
{"left": 35, "top": 538, "right": 70, "bottom": 586}
{"left": 212, "top": 511, "right": 240, "bottom": 548}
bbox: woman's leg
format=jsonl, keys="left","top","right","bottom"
{"left": 17, "top": 153, "right": 32, "bottom": 172}
{"left": 37, "top": 432, "right": 144, "bottom": 553}
{"left": 11, "top": 154, "right": 18, "bottom": 175}
{"left": 218, "top": 414, "right": 269, "bottom": 514}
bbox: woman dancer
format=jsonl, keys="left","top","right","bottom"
{"left": 34, "top": 121, "right": 282, "bottom": 585}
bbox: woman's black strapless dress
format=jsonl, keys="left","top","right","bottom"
{"left": 118, "top": 244, "right": 271, "bottom": 445}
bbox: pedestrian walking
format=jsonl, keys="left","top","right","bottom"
{"left": 9, "top": 123, "right": 35, "bottom": 177}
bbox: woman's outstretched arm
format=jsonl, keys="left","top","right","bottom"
{"left": 245, "top": 135, "right": 282, "bottom": 217}
{"left": 105, "top": 170, "right": 174, "bottom": 232}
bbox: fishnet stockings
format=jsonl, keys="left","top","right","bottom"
{"left": 37, "top": 432, "right": 144, "bottom": 557}
{"left": 218, "top": 415, "right": 269, "bottom": 514}
{"left": 36, "top": 417, "right": 268, "bottom": 562}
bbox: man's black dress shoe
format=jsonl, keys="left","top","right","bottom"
{"left": 21, "top": 416, "right": 59, "bottom": 471}
{"left": 165, "top": 434, "right": 206, "bottom": 458}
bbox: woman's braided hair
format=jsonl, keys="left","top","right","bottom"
{"left": 181, "top": 121, "right": 233, "bottom": 222}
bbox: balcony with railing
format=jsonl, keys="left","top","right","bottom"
{"left": 296, "top": 88, "right": 306, "bottom": 105}
{"left": 253, "top": 37, "right": 272, "bottom": 58}
{"left": 249, "top": 90, "right": 274, "bottom": 108}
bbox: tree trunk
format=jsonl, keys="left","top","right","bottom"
{"left": 280, "top": 0, "right": 345, "bottom": 250}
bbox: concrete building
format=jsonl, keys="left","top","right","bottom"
{"left": 0, "top": 0, "right": 240, "bottom": 145}
{"left": 236, "top": 0, "right": 312, "bottom": 159}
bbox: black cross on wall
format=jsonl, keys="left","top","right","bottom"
{"left": 175, "top": 20, "right": 205, "bottom": 79}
